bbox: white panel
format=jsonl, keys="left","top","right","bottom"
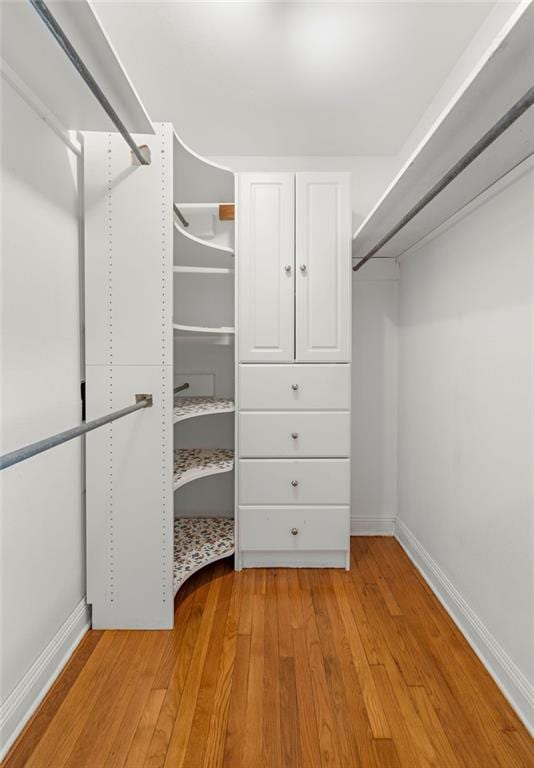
{"left": 239, "top": 459, "right": 350, "bottom": 505}
{"left": 84, "top": 125, "right": 174, "bottom": 629}
{"left": 86, "top": 364, "right": 173, "bottom": 629}
{"left": 84, "top": 126, "right": 173, "bottom": 366}
{"left": 296, "top": 172, "right": 351, "bottom": 362}
{"left": 238, "top": 363, "right": 350, "bottom": 410}
{"left": 239, "top": 506, "right": 349, "bottom": 551}
{"left": 239, "top": 412, "right": 350, "bottom": 458}
{"left": 238, "top": 173, "right": 294, "bottom": 362}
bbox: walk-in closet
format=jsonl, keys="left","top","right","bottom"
{"left": 1, "top": 1, "right": 533, "bottom": 765}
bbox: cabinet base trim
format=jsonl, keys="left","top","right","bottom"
{"left": 240, "top": 550, "right": 349, "bottom": 569}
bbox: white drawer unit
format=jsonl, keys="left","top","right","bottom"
{"left": 236, "top": 172, "right": 351, "bottom": 570}
{"left": 239, "top": 506, "right": 349, "bottom": 551}
{"left": 238, "top": 412, "right": 350, "bottom": 458}
{"left": 239, "top": 459, "right": 350, "bottom": 505}
{"left": 238, "top": 364, "right": 350, "bottom": 410}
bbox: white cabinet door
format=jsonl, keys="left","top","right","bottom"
{"left": 295, "top": 172, "right": 351, "bottom": 362}
{"left": 238, "top": 173, "right": 295, "bottom": 362}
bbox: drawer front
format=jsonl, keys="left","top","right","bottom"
{"left": 239, "top": 459, "right": 350, "bottom": 505}
{"left": 239, "top": 364, "right": 350, "bottom": 410}
{"left": 239, "top": 506, "right": 349, "bottom": 551}
{"left": 239, "top": 412, "right": 350, "bottom": 457}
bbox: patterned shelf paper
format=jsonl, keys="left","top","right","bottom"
{"left": 173, "top": 448, "right": 234, "bottom": 491}
{"left": 173, "top": 517, "right": 234, "bottom": 594}
{"left": 173, "top": 396, "right": 235, "bottom": 424}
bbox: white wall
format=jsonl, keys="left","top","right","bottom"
{"left": 0, "top": 80, "right": 87, "bottom": 757}
{"left": 396, "top": 158, "right": 534, "bottom": 730}
{"left": 352, "top": 260, "right": 398, "bottom": 534}
{"left": 209, "top": 155, "right": 398, "bottom": 233}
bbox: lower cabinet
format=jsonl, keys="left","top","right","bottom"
{"left": 237, "top": 363, "right": 350, "bottom": 569}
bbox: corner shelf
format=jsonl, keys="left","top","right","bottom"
{"left": 173, "top": 448, "right": 234, "bottom": 491}
{"left": 173, "top": 517, "right": 234, "bottom": 594}
{"left": 174, "top": 221, "right": 234, "bottom": 256}
{"left": 173, "top": 266, "right": 234, "bottom": 275}
{"left": 174, "top": 396, "right": 235, "bottom": 424}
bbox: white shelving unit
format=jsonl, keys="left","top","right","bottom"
{"left": 174, "top": 396, "right": 235, "bottom": 424}
{"left": 352, "top": 3, "right": 534, "bottom": 263}
{"left": 172, "top": 130, "right": 236, "bottom": 594}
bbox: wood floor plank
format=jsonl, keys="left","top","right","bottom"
{"left": 181, "top": 565, "right": 234, "bottom": 767}
{"left": 2, "top": 630, "right": 103, "bottom": 768}
{"left": 6, "top": 540, "right": 534, "bottom": 768}
{"left": 162, "top": 565, "right": 224, "bottom": 768}
{"left": 241, "top": 572, "right": 266, "bottom": 767}
{"left": 124, "top": 689, "right": 166, "bottom": 768}
{"left": 262, "top": 570, "right": 282, "bottom": 768}
{"left": 23, "top": 631, "right": 129, "bottom": 768}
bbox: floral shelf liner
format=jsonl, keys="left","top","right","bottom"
{"left": 173, "top": 517, "right": 234, "bottom": 593}
{"left": 173, "top": 396, "right": 234, "bottom": 422}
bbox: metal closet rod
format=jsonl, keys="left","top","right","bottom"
{"left": 0, "top": 395, "right": 153, "bottom": 471}
{"left": 174, "top": 382, "right": 190, "bottom": 394}
{"left": 30, "top": 0, "right": 150, "bottom": 166}
{"left": 353, "top": 85, "right": 534, "bottom": 272}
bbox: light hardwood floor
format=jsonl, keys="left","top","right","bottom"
{"left": 4, "top": 537, "right": 534, "bottom": 767}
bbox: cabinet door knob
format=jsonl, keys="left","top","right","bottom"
{"left": 300, "top": 264, "right": 307, "bottom": 272}
{"left": 291, "top": 384, "right": 299, "bottom": 391}
{"left": 291, "top": 480, "right": 299, "bottom": 487}
{"left": 291, "top": 527, "right": 299, "bottom": 536}
{"left": 284, "top": 264, "right": 292, "bottom": 273}
{"left": 291, "top": 432, "right": 299, "bottom": 439}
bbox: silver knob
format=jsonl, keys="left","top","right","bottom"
{"left": 291, "top": 432, "right": 299, "bottom": 439}
{"left": 291, "top": 480, "right": 298, "bottom": 487}
{"left": 291, "top": 527, "right": 299, "bottom": 536}
{"left": 300, "top": 264, "right": 307, "bottom": 272}
{"left": 291, "top": 384, "right": 299, "bottom": 391}
{"left": 284, "top": 265, "right": 292, "bottom": 273}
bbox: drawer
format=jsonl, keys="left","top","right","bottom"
{"left": 239, "top": 506, "right": 349, "bottom": 551}
{"left": 239, "top": 412, "right": 350, "bottom": 457}
{"left": 239, "top": 364, "right": 350, "bottom": 410}
{"left": 239, "top": 459, "right": 350, "bottom": 505}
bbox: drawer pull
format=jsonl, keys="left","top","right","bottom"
{"left": 300, "top": 264, "right": 307, "bottom": 273}
{"left": 291, "top": 480, "right": 299, "bottom": 487}
{"left": 291, "top": 384, "right": 299, "bottom": 391}
{"left": 291, "top": 432, "right": 299, "bottom": 439}
{"left": 284, "top": 264, "right": 292, "bottom": 273}
{"left": 291, "top": 527, "right": 299, "bottom": 536}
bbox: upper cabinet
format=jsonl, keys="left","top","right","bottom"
{"left": 238, "top": 173, "right": 295, "bottom": 362}
{"left": 238, "top": 172, "right": 351, "bottom": 363}
{"left": 296, "top": 172, "right": 351, "bottom": 362}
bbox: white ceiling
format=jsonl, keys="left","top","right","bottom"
{"left": 94, "top": 1, "right": 496, "bottom": 156}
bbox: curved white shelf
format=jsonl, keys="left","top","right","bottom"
{"left": 174, "top": 396, "right": 235, "bottom": 424}
{"left": 173, "top": 266, "right": 234, "bottom": 275}
{"left": 173, "top": 517, "right": 234, "bottom": 594}
{"left": 174, "top": 221, "right": 234, "bottom": 255}
{"left": 173, "top": 334, "right": 234, "bottom": 347}
{"left": 173, "top": 323, "right": 235, "bottom": 335}
{"left": 173, "top": 448, "right": 234, "bottom": 491}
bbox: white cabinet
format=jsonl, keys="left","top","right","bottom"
{"left": 296, "top": 173, "right": 352, "bottom": 362}
{"left": 237, "top": 173, "right": 294, "bottom": 362}
{"left": 237, "top": 172, "right": 351, "bottom": 363}
{"left": 236, "top": 170, "right": 351, "bottom": 570}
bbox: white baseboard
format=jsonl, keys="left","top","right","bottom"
{"left": 0, "top": 598, "right": 90, "bottom": 761}
{"left": 350, "top": 516, "right": 395, "bottom": 536}
{"left": 395, "top": 518, "right": 534, "bottom": 736}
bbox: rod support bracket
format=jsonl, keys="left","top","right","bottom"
{"left": 132, "top": 144, "right": 151, "bottom": 166}
{"left": 135, "top": 393, "right": 153, "bottom": 406}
